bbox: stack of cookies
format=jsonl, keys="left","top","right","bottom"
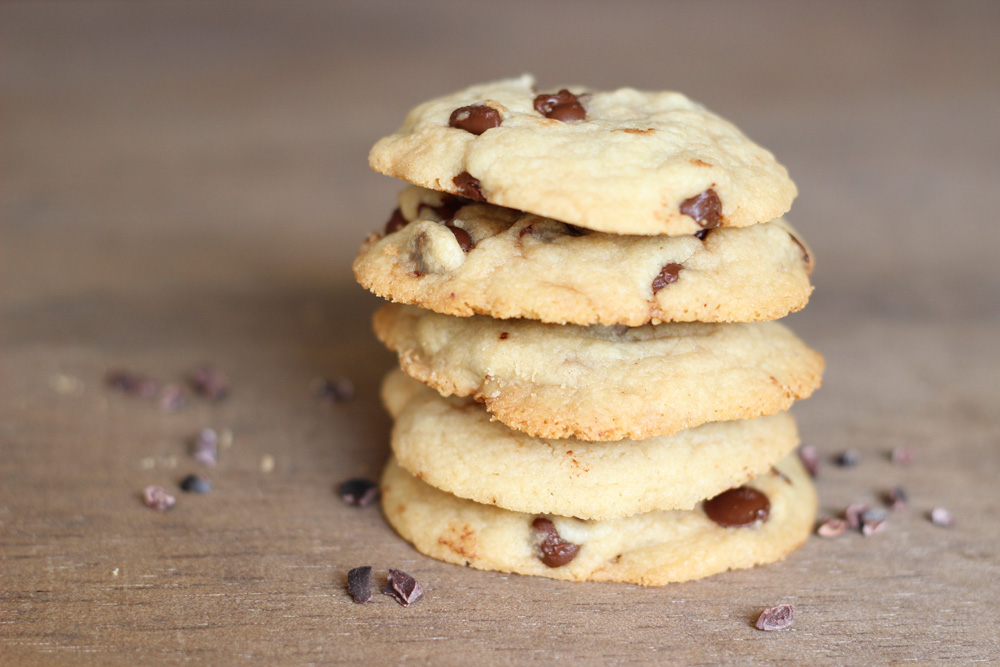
{"left": 354, "top": 76, "right": 823, "bottom": 585}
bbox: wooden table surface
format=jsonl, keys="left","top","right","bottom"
{"left": 3, "top": 2, "right": 999, "bottom": 664}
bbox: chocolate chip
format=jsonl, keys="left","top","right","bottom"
{"left": 382, "top": 568, "right": 423, "bottom": 607}
{"left": 703, "top": 487, "right": 770, "bottom": 527}
{"left": 189, "top": 364, "right": 229, "bottom": 401}
{"left": 930, "top": 507, "right": 955, "bottom": 527}
{"left": 755, "top": 604, "right": 795, "bottom": 631}
{"left": 679, "top": 189, "right": 722, "bottom": 228}
{"left": 531, "top": 517, "right": 580, "bottom": 568}
{"left": 314, "top": 377, "right": 354, "bottom": 403}
{"left": 499, "top": 332, "right": 509, "bottom": 340}
{"left": 338, "top": 478, "right": 379, "bottom": 507}
{"left": 453, "top": 172, "right": 484, "bottom": 201}
{"left": 533, "top": 90, "right": 586, "bottom": 121}
{"left": 816, "top": 517, "right": 847, "bottom": 538}
{"left": 835, "top": 449, "right": 860, "bottom": 467}
{"left": 143, "top": 486, "right": 176, "bottom": 511}
{"left": 446, "top": 224, "right": 473, "bottom": 252}
{"left": 418, "top": 196, "right": 465, "bottom": 222}
{"left": 797, "top": 445, "right": 819, "bottom": 478}
{"left": 694, "top": 228, "right": 713, "bottom": 241}
{"left": 107, "top": 370, "right": 160, "bottom": 399}
{"left": 651, "top": 263, "right": 683, "bottom": 294}
{"left": 448, "top": 105, "right": 501, "bottom": 135}
{"left": 347, "top": 566, "right": 373, "bottom": 603}
{"left": 384, "top": 207, "right": 408, "bottom": 235}
{"left": 180, "top": 474, "right": 211, "bottom": 494}
{"left": 191, "top": 428, "right": 219, "bottom": 466}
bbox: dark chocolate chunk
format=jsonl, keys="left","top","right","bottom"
{"left": 347, "top": 566, "right": 373, "bottom": 603}
{"left": 531, "top": 517, "right": 581, "bottom": 567}
{"left": 448, "top": 104, "right": 501, "bottom": 135}
{"left": 835, "top": 449, "right": 860, "bottom": 467}
{"left": 453, "top": 172, "right": 485, "bottom": 201}
{"left": 384, "top": 207, "right": 408, "bottom": 235}
{"left": 179, "top": 474, "right": 211, "bottom": 494}
{"left": 703, "top": 487, "right": 770, "bottom": 527}
{"left": 189, "top": 364, "right": 229, "bottom": 401}
{"left": 314, "top": 377, "right": 354, "bottom": 403}
{"left": 107, "top": 370, "right": 160, "bottom": 399}
{"left": 192, "top": 428, "right": 219, "bottom": 466}
{"left": 533, "top": 90, "right": 586, "bottom": 121}
{"left": 143, "top": 486, "right": 176, "bottom": 511}
{"left": 338, "top": 478, "right": 380, "bottom": 507}
{"left": 651, "top": 263, "right": 683, "bottom": 294}
{"left": 382, "top": 568, "right": 424, "bottom": 607}
{"left": 797, "top": 445, "right": 820, "bottom": 478}
{"left": 446, "top": 224, "right": 474, "bottom": 252}
{"left": 679, "top": 189, "right": 722, "bottom": 228}
{"left": 755, "top": 604, "right": 795, "bottom": 631}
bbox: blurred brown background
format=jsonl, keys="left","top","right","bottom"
{"left": 2, "top": 1, "right": 999, "bottom": 664}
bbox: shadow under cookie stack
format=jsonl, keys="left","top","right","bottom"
{"left": 354, "top": 76, "right": 823, "bottom": 585}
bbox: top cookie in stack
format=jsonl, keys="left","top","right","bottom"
{"left": 355, "top": 75, "right": 822, "bottom": 585}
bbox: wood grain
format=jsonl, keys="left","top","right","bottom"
{"left": 3, "top": 1, "right": 999, "bottom": 663}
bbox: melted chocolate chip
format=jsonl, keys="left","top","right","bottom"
{"left": 651, "top": 263, "right": 683, "bottom": 294}
{"left": 694, "top": 228, "right": 713, "bottom": 241}
{"left": 703, "top": 487, "right": 770, "bottom": 527}
{"left": 532, "top": 517, "right": 580, "bottom": 567}
{"left": 679, "top": 189, "right": 722, "bottom": 228}
{"left": 533, "top": 90, "right": 586, "bottom": 121}
{"left": 449, "top": 105, "right": 501, "bottom": 135}
{"left": 418, "top": 195, "right": 464, "bottom": 222}
{"left": 453, "top": 172, "right": 485, "bottom": 201}
{"left": 446, "top": 224, "right": 473, "bottom": 252}
{"left": 347, "top": 566, "right": 373, "bottom": 603}
{"left": 384, "top": 207, "right": 408, "bottom": 235}
{"left": 499, "top": 332, "right": 509, "bottom": 340}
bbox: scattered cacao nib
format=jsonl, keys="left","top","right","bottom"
{"left": 885, "top": 486, "right": 908, "bottom": 512}
{"left": 453, "top": 172, "right": 485, "bottom": 201}
{"left": 448, "top": 104, "right": 502, "bottom": 135}
{"left": 446, "top": 224, "right": 474, "bottom": 252}
{"left": 704, "top": 487, "right": 770, "bottom": 527}
{"left": 651, "top": 263, "right": 683, "bottom": 294}
{"left": 107, "top": 370, "right": 160, "bottom": 399}
{"left": 158, "top": 383, "right": 187, "bottom": 412}
{"left": 384, "top": 207, "right": 408, "bottom": 235}
{"left": 313, "top": 377, "right": 354, "bottom": 403}
{"left": 189, "top": 364, "right": 230, "bottom": 401}
{"left": 382, "top": 568, "right": 424, "bottom": 607}
{"left": 797, "top": 445, "right": 819, "bottom": 478}
{"left": 143, "top": 486, "right": 176, "bottom": 511}
{"left": 861, "top": 508, "right": 889, "bottom": 537}
{"left": 816, "top": 517, "right": 847, "bottom": 538}
{"left": 347, "top": 566, "right": 373, "bottom": 603}
{"left": 890, "top": 446, "right": 916, "bottom": 466}
{"left": 771, "top": 466, "right": 792, "bottom": 485}
{"left": 679, "top": 189, "right": 722, "bottom": 228}
{"left": 179, "top": 474, "right": 211, "bottom": 494}
{"left": 533, "top": 90, "right": 586, "bottom": 121}
{"left": 843, "top": 503, "right": 869, "bottom": 530}
{"left": 192, "top": 428, "right": 219, "bottom": 466}
{"left": 930, "top": 507, "right": 955, "bottom": 527}
{"left": 835, "top": 449, "right": 860, "bottom": 468}
{"left": 755, "top": 604, "right": 795, "bottom": 631}
{"left": 338, "top": 478, "right": 380, "bottom": 507}
{"left": 532, "top": 517, "right": 581, "bottom": 567}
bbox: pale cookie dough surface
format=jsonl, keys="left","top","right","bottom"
{"left": 369, "top": 75, "right": 797, "bottom": 236}
{"left": 380, "top": 452, "right": 817, "bottom": 586}
{"left": 374, "top": 304, "right": 825, "bottom": 442}
{"left": 353, "top": 187, "right": 814, "bottom": 326}
{"left": 382, "top": 370, "right": 800, "bottom": 520}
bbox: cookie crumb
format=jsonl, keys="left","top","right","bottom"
{"left": 347, "top": 566, "right": 373, "bottom": 603}
{"left": 338, "top": 478, "right": 380, "bottom": 507}
{"left": 259, "top": 455, "right": 275, "bottom": 474}
{"left": 51, "top": 373, "right": 85, "bottom": 396}
{"left": 111, "top": 568, "right": 119, "bottom": 577}
{"left": 192, "top": 428, "right": 219, "bottom": 466}
{"left": 382, "top": 568, "right": 423, "bottom": 607}
{"left": 143, "top": 486, "right": 176, "bottom": 511}
{"left": 930, "top": 507, "right": 955, "bottom": 527}
{"left": 755, "top": 604, "right": 795, "bottom": 631}
{"left": 816, "top": 517, "right": 847, "bottom": 538}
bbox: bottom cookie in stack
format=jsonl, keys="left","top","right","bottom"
{"left": 379, "top": 371, "right": 817, "bottom": 586}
